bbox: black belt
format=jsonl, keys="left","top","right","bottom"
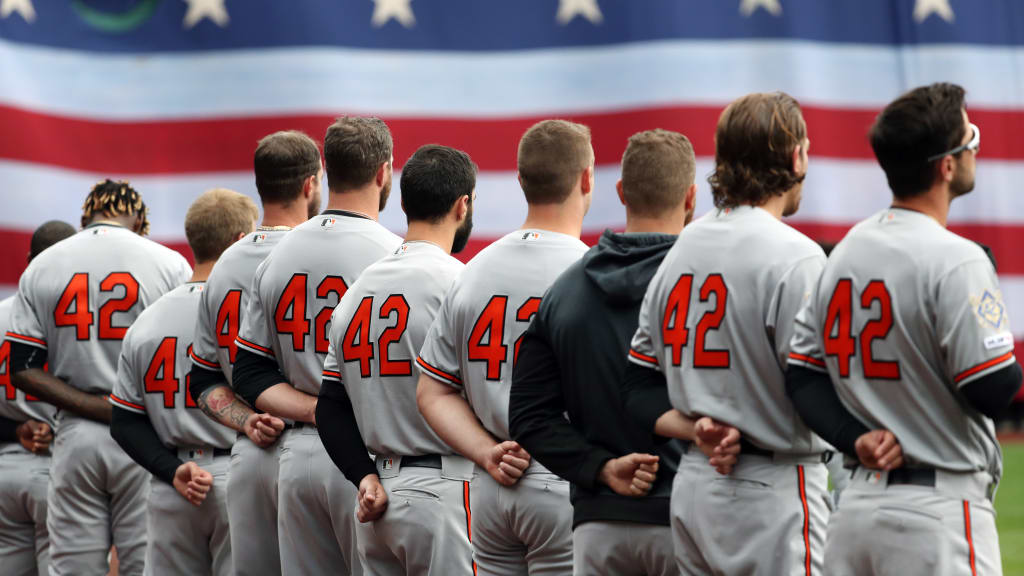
{"left": 738, "top": 439, "right": 833, "bottom": 463}
{"left": 886, "top": 468, "right": 936, "bottom": 488}
{"left": 293, "top": 422, "right": 316, "bottom": 430}
{"left": 180, "top": 447, "right": 232, "bottom": 458}
{"left": 740, "top": 438, "right": 774, "bottom": 458}
{"left": 402, "top": 454, "right": 442, "bottom": 469}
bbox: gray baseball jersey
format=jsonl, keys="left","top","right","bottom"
{"left": 111, "top": 282, "right": 234, "bottom": 576}
{"left": 5, "top": 224, "right": 191, "bottom": 395}
{"left": 236, "top": 210, "right": 399, "bottom": 576}
{"left": 324, "top": 241, "right": 472, "bottom": 576}
{"left": 190, "top": 229, "right": 289, "bottom": 384}
{"left": 4, "top": 222, "right": 189, "bottom": 576}
{"left": 0, "top": 296, "right": 56, "bottom": 428}
{"left": 629, "top": 206, "right": 829, "bottom": 456}
{"left": 0, "top": 298, "right": 53, "bottom": 576}
{"left": 323, "top": 241, "right": 463, "bottom": 456}
{"left": 788, "top": 208, "right": 1016, "bottom": 475}
{"left": 418, "top": 229, "right": 588, "bottom": 441}
{"left": 236, "top": 212, "right": 402, "bottom": 393}
{"left": 417, "top": 229, "right": 586, "bottom": 576}
{"left": 111, "top": 282, "right": 235, "bottom": 450}
{"left": 191, "top": 228, "right": 290, "bottom": 576}
{"left": 628, "top": 206, "right": 831, "bottom": 576}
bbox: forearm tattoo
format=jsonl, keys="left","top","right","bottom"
{"left": 198, "top": 385, "right": 253, "bottom": 432}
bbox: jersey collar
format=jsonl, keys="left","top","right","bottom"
{"left": 321, "top": 209, "right": 371, "bottom": 220}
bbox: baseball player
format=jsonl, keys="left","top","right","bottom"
{"left": 316, "top": 144, "right": 477, "bottom": 575}
{"left": 110, "top": 189, "right": 262, "bottom": 576}
{"left": 510, "top": 130, "right": 742, "bottom": 576}
{"left": 786, "top": 83, "right": 1022, "bottom": 575}
{"left": 233, "top": 116, "right": 402, "bottom": 575}
{"left": 188, "top": 130, "right": 322, "bottom": 576}
{"left": 625, "top": 93, "right": 831, "bottom": 575}
{"left": 5, "top": 181, "right": 192, "bottom": 575}
{"left": 0, "top": 220, "right": 75, "bottom": 576}
{"left": 416, "top": 120, "right": 593, "bottom": 575}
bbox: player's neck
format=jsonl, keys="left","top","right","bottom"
{"left": 189, "top": 260, "right": 215, "bottom": 283}
{"left": 404, "top": 221, "right": 454, "bottom": 254}
{"left": 891, "top": 187, "right": 951, "bottom": 228}
{"left": 325, "top": 187, "right": 381, "bottom": 221}
{"left": 624, "top": 207, "right": 687, "bottom": 235}
{"left": 260, "top": 201, "right": 309, "bottom": 228}
{"left": 757, "top": 193, "right": 790, "bottom": 220}
{"left": 521, "top": 203, "right": 583, "bottom": 239}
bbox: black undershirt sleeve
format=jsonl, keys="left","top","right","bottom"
{"left": 785, "top": 365, "right": 870, "bottom": 457}
{"left": 960, "top": 362, "right": 1023, "bottom": 420}
{"left": 509, "top": 331, "right": 616, "bottom": 490}
{"left": 316, "top": 383, "right": 377, "bottom": 486}
{"left": 110, "top": 407, "right": 182, "bottom": 485}
{"left": 9, "top": 341, "right": 46, "bottom": 374}
{"left": 621, "top": 362, "right": 673, "bottom": 437}
{"left": 188, "top": 363, "right": 227, "bottom": 404}
{"left": 233, "top": 349, "right": 287, "bottom": 407}
{"left": 0, "top": 415, "right": 21, "bottom": 443}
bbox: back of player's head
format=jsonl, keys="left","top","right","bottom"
{"left": 400, "top": 144, "right": 477, "bottom": 223}
{"left": 621, "top": 129, "right": 696, "bottom": 217}
{"left": 709, "top": 92, "right": 807, "bottom": 209}
{"left": 185, "top": 188, "right": 259, "bottom": 263}
{"left": 870, "top": 82, "right": 967, "bottom": 200}
{"left": 324, "top": 116, "right": 393, "bottom": 192}
{"left": 81, "top": 179, "right": 151, "bottom": 235}
{"left": 29, "top": 220, "right": 75, "bottom": 262}
{"left": 254, "top": 130, "right": 322, "bottom": 204}
{"left": 517, "top": 119, "right": 593, "bottom": 205}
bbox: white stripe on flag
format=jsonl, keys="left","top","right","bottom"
{"left": 1, "top": 39, "right": 1023, "bottom": 119}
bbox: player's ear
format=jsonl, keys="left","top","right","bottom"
{"left": 615, "top": 179, "right": 625, "bottom": 206}
{"left": 685, "top": 183, "right": 697, "bottom": 215}
{"left": 456, "top": 193, "right": 471, "bottom": 222}
{"left": 302, "top": 173, "right": 316, "bottom": 199}
{"left": 580, "top": 166, "right": 593, "bottom": 197}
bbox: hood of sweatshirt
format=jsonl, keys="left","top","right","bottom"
{"left": 582, "top": 229, "right": 677, "bottom": 307}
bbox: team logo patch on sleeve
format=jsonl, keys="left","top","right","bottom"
{"left": 970, "top": 290, "right": 1007, "bottom": 330}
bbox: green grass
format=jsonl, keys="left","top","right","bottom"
{"left": 998, "top": 442, "right": 1024, "bottom": 575}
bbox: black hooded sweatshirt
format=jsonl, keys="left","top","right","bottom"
{"left": 510, "top": 230, "right": 683, "bottom": 528}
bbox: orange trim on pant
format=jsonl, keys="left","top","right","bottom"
{"left": 797, "top": 465, "right": 811, "bottom": 576}
{"left": 963, "top": 500, "right": 977, "bottom": 576}
{"left": 463, "top": 481, "right": 477, "bottom": 576}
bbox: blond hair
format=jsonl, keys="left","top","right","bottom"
{"left": 185, "top": 189, "right": 259, "bottom": 263}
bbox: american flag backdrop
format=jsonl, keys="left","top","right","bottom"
{"left": 0, "top": 0, "right": 1022, "bottom": 392}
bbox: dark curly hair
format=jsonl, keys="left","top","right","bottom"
{"left": 81, "top": 179, "right": 150, "bottom": 236}
{"left": 708, "top": 92, "right": 807, "bottom": 209}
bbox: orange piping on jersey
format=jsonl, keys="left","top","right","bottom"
{"left": 463, "top": 480, "right": 477, "bottom": 576}
{"left": 5, "top": 331, "right": 47, "bottom": 348}
{"left": 109, "top": 393, "right": 145, "bottom": 412}
{"left": 189, "top": 348, "right": 220, "bottom": 370}
{"left": 963, "top": 501, "right": 977, "bottom": 576}
{"left": 235, "top": 337, "right": 274, "bottom": 357}
{"left": 628, "top": 348, "right": 658, "bottom": 365}
{"left": 954, "top": 351, "right": 1014, "bottom": 384}
{"left": 789, "top": 353, "right": 826, "bottom": 368}
{"left": 416, "top": 356, "right": 463, "bottom": 386}
{"left": 322, "top": 369, "right": 341, "bottom": 381}
{"left": 797, "top": 465, "right": 811, "bottom": 576}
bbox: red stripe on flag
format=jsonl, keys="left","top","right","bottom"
{"left": 3, "top": 104, "right": 1024, "bottom": 174}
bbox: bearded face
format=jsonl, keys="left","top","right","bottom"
{"left": 452, "top": 202, "right": 474, "bottom": 254}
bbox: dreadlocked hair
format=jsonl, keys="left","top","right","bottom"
{"left": 81, "top": 179, "right": 150, "bottom": 236}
